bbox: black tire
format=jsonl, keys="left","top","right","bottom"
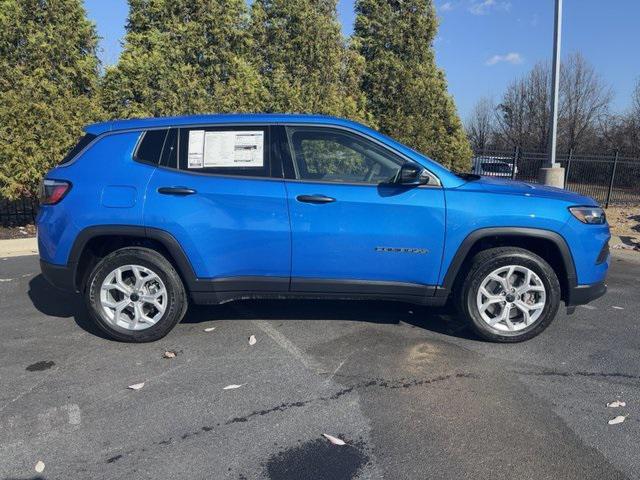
{"left": 85, "top": 247, "right": 188, "bottom": 342}
{"left": 456, "top": 247, "right": 561, "bottom": 343}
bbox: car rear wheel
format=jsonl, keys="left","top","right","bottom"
{"left": 457, "top": 247, "right": 561, "bottom": 342}
{"left": 86, "top": 247, "right": 188, "bottom": 342}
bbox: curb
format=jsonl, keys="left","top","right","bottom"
{"left": 0, "top": 237, "right": 38, "bottom": 258}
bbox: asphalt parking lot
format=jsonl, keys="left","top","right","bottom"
{"left": 1, "top": 252, "right": 640, "bottom": 480}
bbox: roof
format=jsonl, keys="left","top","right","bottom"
{"left": 85, "top": 113, "right": 366, "bottom": 136}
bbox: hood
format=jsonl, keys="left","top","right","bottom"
{"left": 457, "top": 175, "right": 599, "bottom": 206}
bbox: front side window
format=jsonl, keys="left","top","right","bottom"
{"left": 286, "top": 127, "right": 403, "bottom": 184}
{"left": 177, "top": 126, "right": 270, "bottom": 177}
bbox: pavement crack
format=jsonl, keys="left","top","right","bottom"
{"left": 517, "top": 369, "right": 640, "bottom": 381}
{"left": 227, "top": 400, "right": 311, "bottom": 424}
{"left": 224, "top": 371, "right": 479, "bottom": 425}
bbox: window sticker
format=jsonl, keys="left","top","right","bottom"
{"left": 202, "top": 131, "right": 264, "bottom": 168}
{"left": 187, "top": 130, "right": 205, "bottom": 168}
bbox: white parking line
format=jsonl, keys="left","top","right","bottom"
{"left": 63, "top": 403, "right": 82, "bottom": 425}
{"left": 252, "top": 320, "right": 324, "bottom": 373}
{"left": 580, "top": 305, "right": 597, "bottom": 310}
{"left": 0, "top": 273, "right": 36, "bottom": 283}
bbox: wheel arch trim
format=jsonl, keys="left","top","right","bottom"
{"left": 68, "top": 225, "right": 199, "bottom": 291}
{"left": 438, "top": 227, "right": 577, "bottom": 295}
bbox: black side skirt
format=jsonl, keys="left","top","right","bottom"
{"left": 190, "top": 277, "right": 445, "bottom": 306}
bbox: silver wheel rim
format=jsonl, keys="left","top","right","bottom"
{"left": 99, "top": 265, "right": 167, "bottom": 331}
{"left": 476, "top": 265, "right": 546, "bottom": 332}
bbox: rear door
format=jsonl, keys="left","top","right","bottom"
{"left": 143, "top": 125, "right": 291, "bottom": 292}
{"left": 280, "top": 125, "right": 446, "bottom": 296}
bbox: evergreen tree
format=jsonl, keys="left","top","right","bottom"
{"left": 353, "top": 0, "right": 471, "bottom": 170}
{"left": 250, "top": 0, "right": 368, "bottom": 122}
{"left": 101, "top": 0, "right": 265, "bottom": 118}
{"left": 0, "top": 0, "right": 101, "bottom": 198}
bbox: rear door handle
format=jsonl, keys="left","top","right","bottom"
{"left": 158, "top": 187, "right": 196, "bottom": 196}
{"left": 296, "top": 194, "right": 336, "bottom": 204}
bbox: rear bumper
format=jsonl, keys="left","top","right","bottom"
{"left": 566, "top": 280, "right": 607, "bottom": 307}
{"left": 40, "top": 260, "right": 76, "bottom": 292}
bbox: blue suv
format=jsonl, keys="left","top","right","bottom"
{"left": 37, "top": 114, "right": 610, "bottom": 343}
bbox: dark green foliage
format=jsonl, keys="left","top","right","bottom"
{"left": 1, "top": 0, "right": 472, "bottom": 200}
{"left": 0, "top": 0, "right": 101, "bottom": 198}
{"left": 353, "top": 0, "right": 471, "bottom": 170}
{"left": 250, "top": 0, "right": 369, "bottom": 122}
{"left": 101, "top": 0, "right": 266, "bottom": 118}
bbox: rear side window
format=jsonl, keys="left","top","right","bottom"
{"left": 176, "top": 126, "right": 270, "bottom": 177}
{"left": 134, "top": 129, "right": 168, "bottom": 165}
{"left": 59, "top": 133, "right": 96, "bottom": 165}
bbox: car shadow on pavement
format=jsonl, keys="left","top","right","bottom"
{"left": 182, "top": 299, "right": 479, "bottom": 341}
{"left": 27, "top": 273, "right": 478, "bottom": 341}
{"left": 27, "top": 274, "right": 111, "bottom": 340}
{"left": 5, "top": 477, "right": 45, "bottom": 480}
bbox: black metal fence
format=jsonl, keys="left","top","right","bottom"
{"left": 473, "top": 148, "right": 640, "bottom": 207}
{"left": 0, "top": 196, "right": 39, "bottom": 227}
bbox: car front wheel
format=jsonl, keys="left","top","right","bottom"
{"left": 86, "top": 247, "right": 188, "bottom": 342}
{"left": 457, "top": 247, "right": 561, "bottom": 342}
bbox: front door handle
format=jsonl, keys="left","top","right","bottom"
{"left": 296, "top": 194, "right": 336, "bottom": 204}
{"left": 158, "top": 187, "right": 196, "bottom": 196}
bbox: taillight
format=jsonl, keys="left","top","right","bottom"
{"left": 40, "top": 179, "right": 71, "bottom": 205}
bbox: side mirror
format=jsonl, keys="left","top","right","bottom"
{"left": 396, "top": 163, "right": 428, "bottom": 185}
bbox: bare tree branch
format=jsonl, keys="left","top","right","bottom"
{"left": 559, "top": 53, "right": 612, "bottom": 152}
{"left": 465, "top": 96, "right": 495, "bottom": 151}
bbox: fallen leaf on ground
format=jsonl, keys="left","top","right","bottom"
{"left": 612, "top": 243, "right": 638, "bottom": 250}
{"left": 608, "top": 415, "right": 626, "bottom": 425}
{"left": 128, "top": 382, "right": 145, "bottom": 390}
{"left": 35, "top": 461, "right": 45, "bottom": 473}
{"left": 163, "top": 351, "right": 177, "bottom": 359}
{"left": 223, "top": 384, "right": 244, "bottom": 390}
{"left": 607, "top": 401, "right": 626, "bottom": 408}
{"left": 322, "top": 434, "right": 346, "bottom": 445}
{"left": 204, "top": 327, "right": 216, "bottom": 332}
{"left": 248, "top": 335, "right": 257, "bottom": 346}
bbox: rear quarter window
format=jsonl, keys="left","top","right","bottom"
{"left": 59, "top": 133, "right": 96, "bottom": 165}
{"left": 134, "top": 129, "right": 169, "bottom": 165}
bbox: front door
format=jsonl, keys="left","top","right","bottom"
{"left": 281, "top": 126, "right": 446, "bottom": 295}
{"left": 144, "top": 125, "right": 291, "bottom": 291}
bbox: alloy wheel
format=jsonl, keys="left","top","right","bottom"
{"left": 476, "top": 265, "right": 546, "bottom": 332}
{"left": 99, "top": 265, "right": 167, "bottom": 331}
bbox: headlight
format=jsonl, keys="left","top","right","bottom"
{"left": 569, "top": 206, "right": 606, "bottom": 224}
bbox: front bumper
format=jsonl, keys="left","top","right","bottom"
{"left": 566, "top": 280, "right": 607, "bottom": 307}
{"left": 40, "top": 260, "right": 76, "bottom": 292}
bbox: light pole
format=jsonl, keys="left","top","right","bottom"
{"left": 539, "top": 0, "right": 565, "bottom": 188}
